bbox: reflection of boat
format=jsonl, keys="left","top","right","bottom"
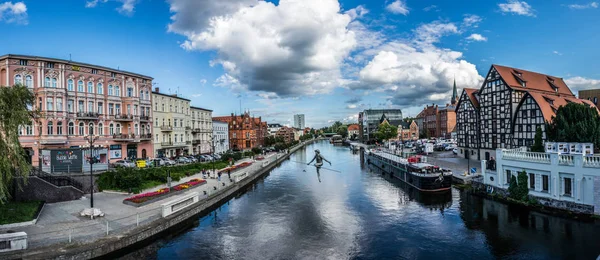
{"left": 366, "top": 149, "right": 452, "bottom": 192}
{"left": 330, "top": 135, "right": 343, "bottom": 144}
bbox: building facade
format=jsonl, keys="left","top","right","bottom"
{"left": 276, "top": 126, "right": 295, "bottom": 143}
{"left": 212, "top": 120, "right": 229, "bottom": 154}
{"left": 579, "top": 89, "right": 600, "bottom": 106}
{"left": 190, "top": 106, "right": 213, "bottom": 155}
{"left": 213, "top": 112, "right": 267, "bottom": 151}
{"left": 293, "top": 114, "right": 305, "bottom": 129}
{"left": 397, "top": 120, "right": 419, "bottom": 141}
{"left": 152, "top": 89, "right": 191, "bottom": 158}
{"left": 456, "top": 88, "right": 480, "bottom": 160}
{"left": 348, "top": 124, "right": 359, "bottom": 140}
{"left": 267, "top": 123, "right": 282, "bottom": 136}
{"left": 360, "top": 109, "right": 403, "bottom": 143}
{"left": 2, "top": 54, "right": 154, "bottom": 166}
{"left": 416, "top": 105, "right": 439, "bottom": 138}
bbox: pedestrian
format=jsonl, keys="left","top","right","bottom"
{"left": 218, "top": 171, "right": 222, "bottom": 182}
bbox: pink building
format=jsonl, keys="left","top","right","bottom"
{"left": 0, "top": 54, "right": 154, "bottom": 167}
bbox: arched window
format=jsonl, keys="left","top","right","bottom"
{"left": 115, "top": 86, "right": 120, "bottom": 96}
{"left": 52, "top": 78, "right": 57, "bottom": 88}
{"left": 57, "top": 121, "right": 63, "bottom": 135}
{"left": 14, "top": 75, "right": 22, "bottom": 85}
{"left": 77, "top": 80, "right": 84, "bottom": 92}
{"left": 88, "top": 123, "right": 94, "bottom": 135}
{"left": 98, "top": 123, "right": 103, "bottom": 135}
{"left": 97, "top": 83, "right": 103, "bottom": 94}
{"left": 68, "top": 122, "right": 74, "bottom": 135}
{"left": 146, "top": 91, "right": 149, "bottom": 100}
{"left": 109, "top": 123, "right": 114, "bottom": 135}
{"left": 108, "top": 85, "right": 113, "bottom": 96}
{"left": 68, "top": 79, "right": 74, "bottom": 91}
{"left": 47, "top": 121, "right": 53, "bottom": 135}
{"left": 79, "top": 122, "right": 84, "bottom": 135}
{"left": 87, "top": 82, "right": 93, "bottom": 93}
{"left": 140, "top": 90, "right": 144, "bottom": 100}
{"left": 25, "top": 75, "right": 33, "bottom": 88}
{"left": 116, "top": 123, "right": 121, "bottom": 134}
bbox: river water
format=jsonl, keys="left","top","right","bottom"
{"left": 126, "top": 141, "right": 600, "bottom": 259}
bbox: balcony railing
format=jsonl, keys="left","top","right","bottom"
{"left": 191, "top": 128, "right": 201, "bottom": 133}
{"left": 185, "top": 126, "right": 191, "bottom": 130}
{"left": 139, "top": 133, "right": 152, "bottom": 140}
{"left": 160, "top": 141, "right": 187, "bottom": 147}
{"left": 112, "top": 133, "right": 135, "bottom": 141}
{"left": 113, "top": 114, "right": 134, "bottom": 121}
{"left": 140, "top": 115, "right": 151, "bottom": 122}
{"left": 160, "top": 125, "right": 174, "bottom": 132}
{"left": 192, "top": 140, "right": 201, "bottom": 145}
{"left": 186, "top": 141, "right": 192, "bottom": 145}
{"left": 77, "top": 112, "right": 100, "bottom": 120}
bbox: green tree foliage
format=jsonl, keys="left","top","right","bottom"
{"left": 0, "top": 85, "right": 35, "bottom": 203}
{"left": 507, "top": 175, "right": 518, "bottom": 199}
{"left": 336, "top": 125, "right": 348, "bottom": 138}
{"left": 508, "top": 171, "right": 530, "bottom": 201}
{"left": 531, "top": 126, "right": 544, "bottom": 152}
{"left": 375, "top": 122, "right": 398, "bottom": 142}
{"left": 546, "top": 103, "right": 600, "bottom": 148}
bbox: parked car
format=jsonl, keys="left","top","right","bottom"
{"left": 114, "top": 160, "right": 135, "bottom": 168}
{"left": 201, "top": 155, "right": 213, "bottom": 162}
{"left": 187, "top": 156, "right": 198, "bottom": 163}
{"left": 163, "top": 158, "right": 176, "bottom": 166}
{"left": 176, "top": 157, "right": 190, "bottom": 164}
{"left": 452, "top": 148, "right": 458, "bottom": 155}
{"left": 445, "top": 144, "right": 457, "bottom": 151}
{"left": 212, "top": 154, "right": 221, "bottom": 160}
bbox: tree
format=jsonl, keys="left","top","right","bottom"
{"left": 546, "top": 103, "right": 600, "bottom": 148}
{"left": 0, "top": 84, "right": 35, "bottom": 203}
{"left": 336, "top": 125, "right": 348, "bottom": 138}
{"left": 375, "top": 122, "right": 398, "bottom": 142}
{"left": 531, "top": 126, "right": 544, "bottom": 152}
{"left": 508, "top": 171, "right": 529, "bottom": 201}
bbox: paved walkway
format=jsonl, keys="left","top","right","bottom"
{"left": 0, "top": 152, "right": 282, "bottom": 249}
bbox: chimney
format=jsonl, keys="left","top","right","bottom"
{"left": 155, "top": 87, "right": 159, "bottom": 93}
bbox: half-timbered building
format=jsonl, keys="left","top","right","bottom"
{"left": 455, "top": 88, "right": 480, "bottom": 160}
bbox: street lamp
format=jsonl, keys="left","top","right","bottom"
{"left": 80, "top": 134, "right": 103, "bottom": 219}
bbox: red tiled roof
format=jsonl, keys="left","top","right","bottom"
{"left": 526, "top": 91, "right": 599, "bottom": 122}
{"left": 348, "top": 124, "right": 359, "bottom": 131}
{"left": 464, "top": 88, "right": 479, "bottom": 108}
{"left": 493, "top": 64, "right": 575, "bottom": 96}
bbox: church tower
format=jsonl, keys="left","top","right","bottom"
{"left": 451, "top": 78, "right": 458, "bottom": 105}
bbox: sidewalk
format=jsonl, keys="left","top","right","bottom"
{"left": 0, "top": 153, "right": 281, "bottom": 249}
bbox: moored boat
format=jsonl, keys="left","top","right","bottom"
{"left": 366, "top": 149, "right": 452, "bottom": 192}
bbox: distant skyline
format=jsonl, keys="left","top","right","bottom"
{"left": 1, "top": 0, "right": 599, "bottom": 127}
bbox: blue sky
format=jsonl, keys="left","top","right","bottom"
{"left": 1, "top": 0, "right": 599, "bottom": 127}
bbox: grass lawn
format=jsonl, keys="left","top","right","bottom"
{"left": 0, "top": 200, "right": 43, "bottom": 225}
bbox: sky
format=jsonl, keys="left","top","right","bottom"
{"left": 1, "top": 0, "right": 599, "bottom": 128}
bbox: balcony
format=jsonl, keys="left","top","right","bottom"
{"left": 112, "top": 133, "right": 135, "bottom": 141}
{"left": 192, "top": 140, "right": 201, "bottom": 145}
{"left": 160, "top": 125, "right": 174, "bottom": 132}
{"left": 76, "top": 112, "right": 100, "bottom": 120}
{"left": 139, "top": 133, "right": 152, "bottom": 141}
{"left": 185, "top": 126, "right": 191, "bottom": 131}
{"left": 191, "top": 128, "right": 201, "bottom": 133}
{"left": 160, "top": 141, "right": 187, "bottom": 148}
{"left": 39, "top": 135, "right": 68, "bottom": 145}
{"left": 186, "top": 141, "right": 192, "bottom": 145}
{"left": 113, "top": 114, "right": 134, "bottom": 122}
{"left": 140, "top": 115, "right": 151, "bottom": 122}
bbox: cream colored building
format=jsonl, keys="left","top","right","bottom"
{"left": 190, "top": 106, "right": 213, "bottom": 154}
{"left": 152, "top": 89, "right": 191, "bottom": 158}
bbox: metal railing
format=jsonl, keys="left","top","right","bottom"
{"left": 160, "top": 125, "right": 173, "bottom": 131}
{"left": 30, "top": 168, "right": 84, "bottom": 191}
{"left": 113, "top": 133, "right": 135, "bottom": 140}
{"left": 76, "top": 112, "right": 100, "bottom": 119}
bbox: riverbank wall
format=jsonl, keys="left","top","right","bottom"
{"left": 1, "top": 139, "right": 319, "bottom": 260}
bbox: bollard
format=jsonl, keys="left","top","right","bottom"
{"left": 106, "top": 221, "right": 109, "bottom": 235}
{"left": 69, "top": 229, "right": 72, "bottom": 243}
{"left": 136, "top": 213, "right": 139, "bottom": 226}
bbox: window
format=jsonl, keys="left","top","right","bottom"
{"left": 116, "top": 124, "right": 121, "bottom": 134}
{"left": 111, "top": 72, "right": 116, "bottom": 78}
{"left": 68, "top": 122, "right": 74, "bottom": 135}
{"left": 88, "top": 101, "right": 93, "bottom": 113}
{"left": 115, "top": 86, "right": 120, "bottom": 96}
{"left": 79, "top": 122, "right": 84, "bottom": 135}
{"left": 109, "top": 103, "right": 114, "bottom": 115}
{"left": 52, "top": 78, "right": 57, "bottom": 88}
{"left": 87, "top": 82, "right": 93, "bottom": 93}
{"left": 134, "top": 124, "right": 139, "bottom": 135}
{"left": 88, "top": 123, "right": 94, "bottom": 135}
{"left": 109, "top": 124, "right": 114, "bottom": 135}
{"left": 108, "top": 85, "right": 113, "bottom": 96}
{"left": 162, "top": 104, "right": 165, "bottom": 111}
{"left": 127, "top": 104, "right": 131, "bottom": 115}
{"left": 91, "top": 69, "right": 98, "bottom": 74}
{"left": 98, "top": 123, "right": 103, "bottom": 135}
{"left": 26, "top": 125, "right": 32, "bottom": 135}
{"left": 97, "top": 83, "right": 103, "bottom": 94}
{"left": 78, "top": 100, "right": 84, "bottom": 113}
{"left": 146, "top": 91, "right": 149, "bottom": 100}
{"left": 97, "top": 102, "right": 103, "bottom": 114}
{"left": 57, "top": 122, "right": 63, "bottom": 135}
{"left": 25, "top": 75, "right": 33, "bottom": 88}
{"left": 46, "top": 62, "right": 54, "bottom": 68}
{"left": 233, "top": 132, "right": 237, "bottom": 138}
{"left": 127, "top": 87, "right": 133, "bottom": 97}
{"left": 506, "top": 170, "right": 511, "bottom": 184}
{"left": 564, "top": 178, "right": 572, "bottom": 196}
{"left": 594, "top": 97, "right": 598, "bottom": 105}
{"left": 140, "top": 90, "right": 144, "bottom": 100}
{"left": 542, "top": 175, "right": 549, "bottom": 192}
{"left": 13, "top": 74, "right": 22, "bottom": 85}
{"left": 115, "top": 104, "right": 121, "bottom": 115}
{"left": 529, "top": 174, "right": 535, "bottom": 189}
{"left": 19, "top": 59, "right": 28, "bottom": 65}
{"left": 78, "top": 80, "right": 84, "bottom": 92}
{"left": 67, "top": 100, "right": 74, "bottom": 113}
{"left": 46, "top": 97, "right": 53, "bottom": 111}
{"left": 47, "top": 121, "right": 53, "bottom": 135}
{"left": 68, "top": 79, "right": 74, "bottom": 91}
{"left": 134, "top": 105, "right": 138, "bottom": 115}
{"left": 56, "top": 98, "right": 63, "bottom": 112}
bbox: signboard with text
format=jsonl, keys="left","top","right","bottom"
{"left": 50, "top": 149, "right": 83, "bottom": 173}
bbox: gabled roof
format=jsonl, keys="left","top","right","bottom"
{"left": 524, "top": 91, "right": 599, "bottom": 122}
{"left": 464, "top": 88, "right": 480, "bottom": 108}
{"left": 348, "top": 124, "right": 359, "bottom": 131}
{"left": 492, "top": 65, "right": 574, "bottom": 96}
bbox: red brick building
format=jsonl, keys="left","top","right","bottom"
{"left": 276, "top": 126, "right": 295, "bottom": 144}
{"left": 213, "top": 112, "right": 267, "bottom": 151}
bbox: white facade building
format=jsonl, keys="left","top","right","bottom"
{"left": 293, "top": 114, "right": 305, "bottom": 129}
{"left": 268, "top": 123, "right": 282, "bottom": 136}
{"left": 213, "top": 120, "right": 229, "bottom": 154}
{"left": 190, "top": 106, "right": 213, "bottom": 155}
{"left": 482, "top": 145, "right": 600, "bottom": 215}
{"left": 152, "top": 90, "right": 191, "bottom": 158}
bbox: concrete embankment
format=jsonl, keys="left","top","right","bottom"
{"left": 2, "top": 139, "right": 318, "bottom": 260}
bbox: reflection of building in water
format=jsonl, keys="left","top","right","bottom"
{"left": 367, "top": 163, "right": 453, "bottom": 211}
{"left": 458, "top": 191, "right": 600, "bottom": 259}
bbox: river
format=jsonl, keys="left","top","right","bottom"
{"left": 122, "top": 141, "right": 600, "bottom": 259}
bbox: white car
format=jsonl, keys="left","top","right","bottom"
{"left": 452, "top": 148, "right": 458, "bottom": 155}
{"left": 114, "top": 160, "right": 135, "bottom": 168}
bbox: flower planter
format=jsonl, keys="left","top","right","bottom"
{"left": 219, "top": 162, "right": 253, "bottom": 173}
{"left": 123, "top": 179, "right": 207, "bottom": 207}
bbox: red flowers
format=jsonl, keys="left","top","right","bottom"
{"left": 219, "top": 161, "right": 253, "bottom": 173}
{"left": 124, "top": 179, "right": 207, "bottom": 204}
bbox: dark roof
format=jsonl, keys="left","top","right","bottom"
{"left": 399, "top": 121, "right": 411, "bottom": 129}
{"left": 268, "top": 123, "right": 283, "bottom": 128}
{"left": 1, "top": 54, "right": 153, "bottom": 79}
{"left": 190, "top": 106, "right": 212, "bottom": 112}
{"left": 152, "top": 91, "right": 191, "bottom": 101}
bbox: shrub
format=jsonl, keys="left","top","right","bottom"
{"left": 252, "top": 147, "right": 262, "bottom": 155}
{"left": 508, "top": 170, "right": 530, "bottom": 202}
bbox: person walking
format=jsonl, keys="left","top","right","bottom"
{"left": 218, "top": 171, "right": 222, "bottom": 182}
{"left": 227, "top": 169, "right": 231, "bottom": 180}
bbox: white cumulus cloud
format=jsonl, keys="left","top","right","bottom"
{"left": 168, "top": 0, "right": 356, "bottom": 98}
{"left": 386, "top": 0, "right": 409, "bottom": 15}
{"left": 0, "top": 1, "right": 27, "bottom": 24}
{"left": 565, "top": 76, "right": 600, "bottom": 93}
{"left": 498, "top": 0, "right": 535, "bottom": 17}
{"left": 85, "top": 0, "right": 137, "bottom": 16}
{"left": 568, "top": 2, "right": 598, "bottom": 9}
{"left": 466, "top": 33, "right": 487, "bottom": 42}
